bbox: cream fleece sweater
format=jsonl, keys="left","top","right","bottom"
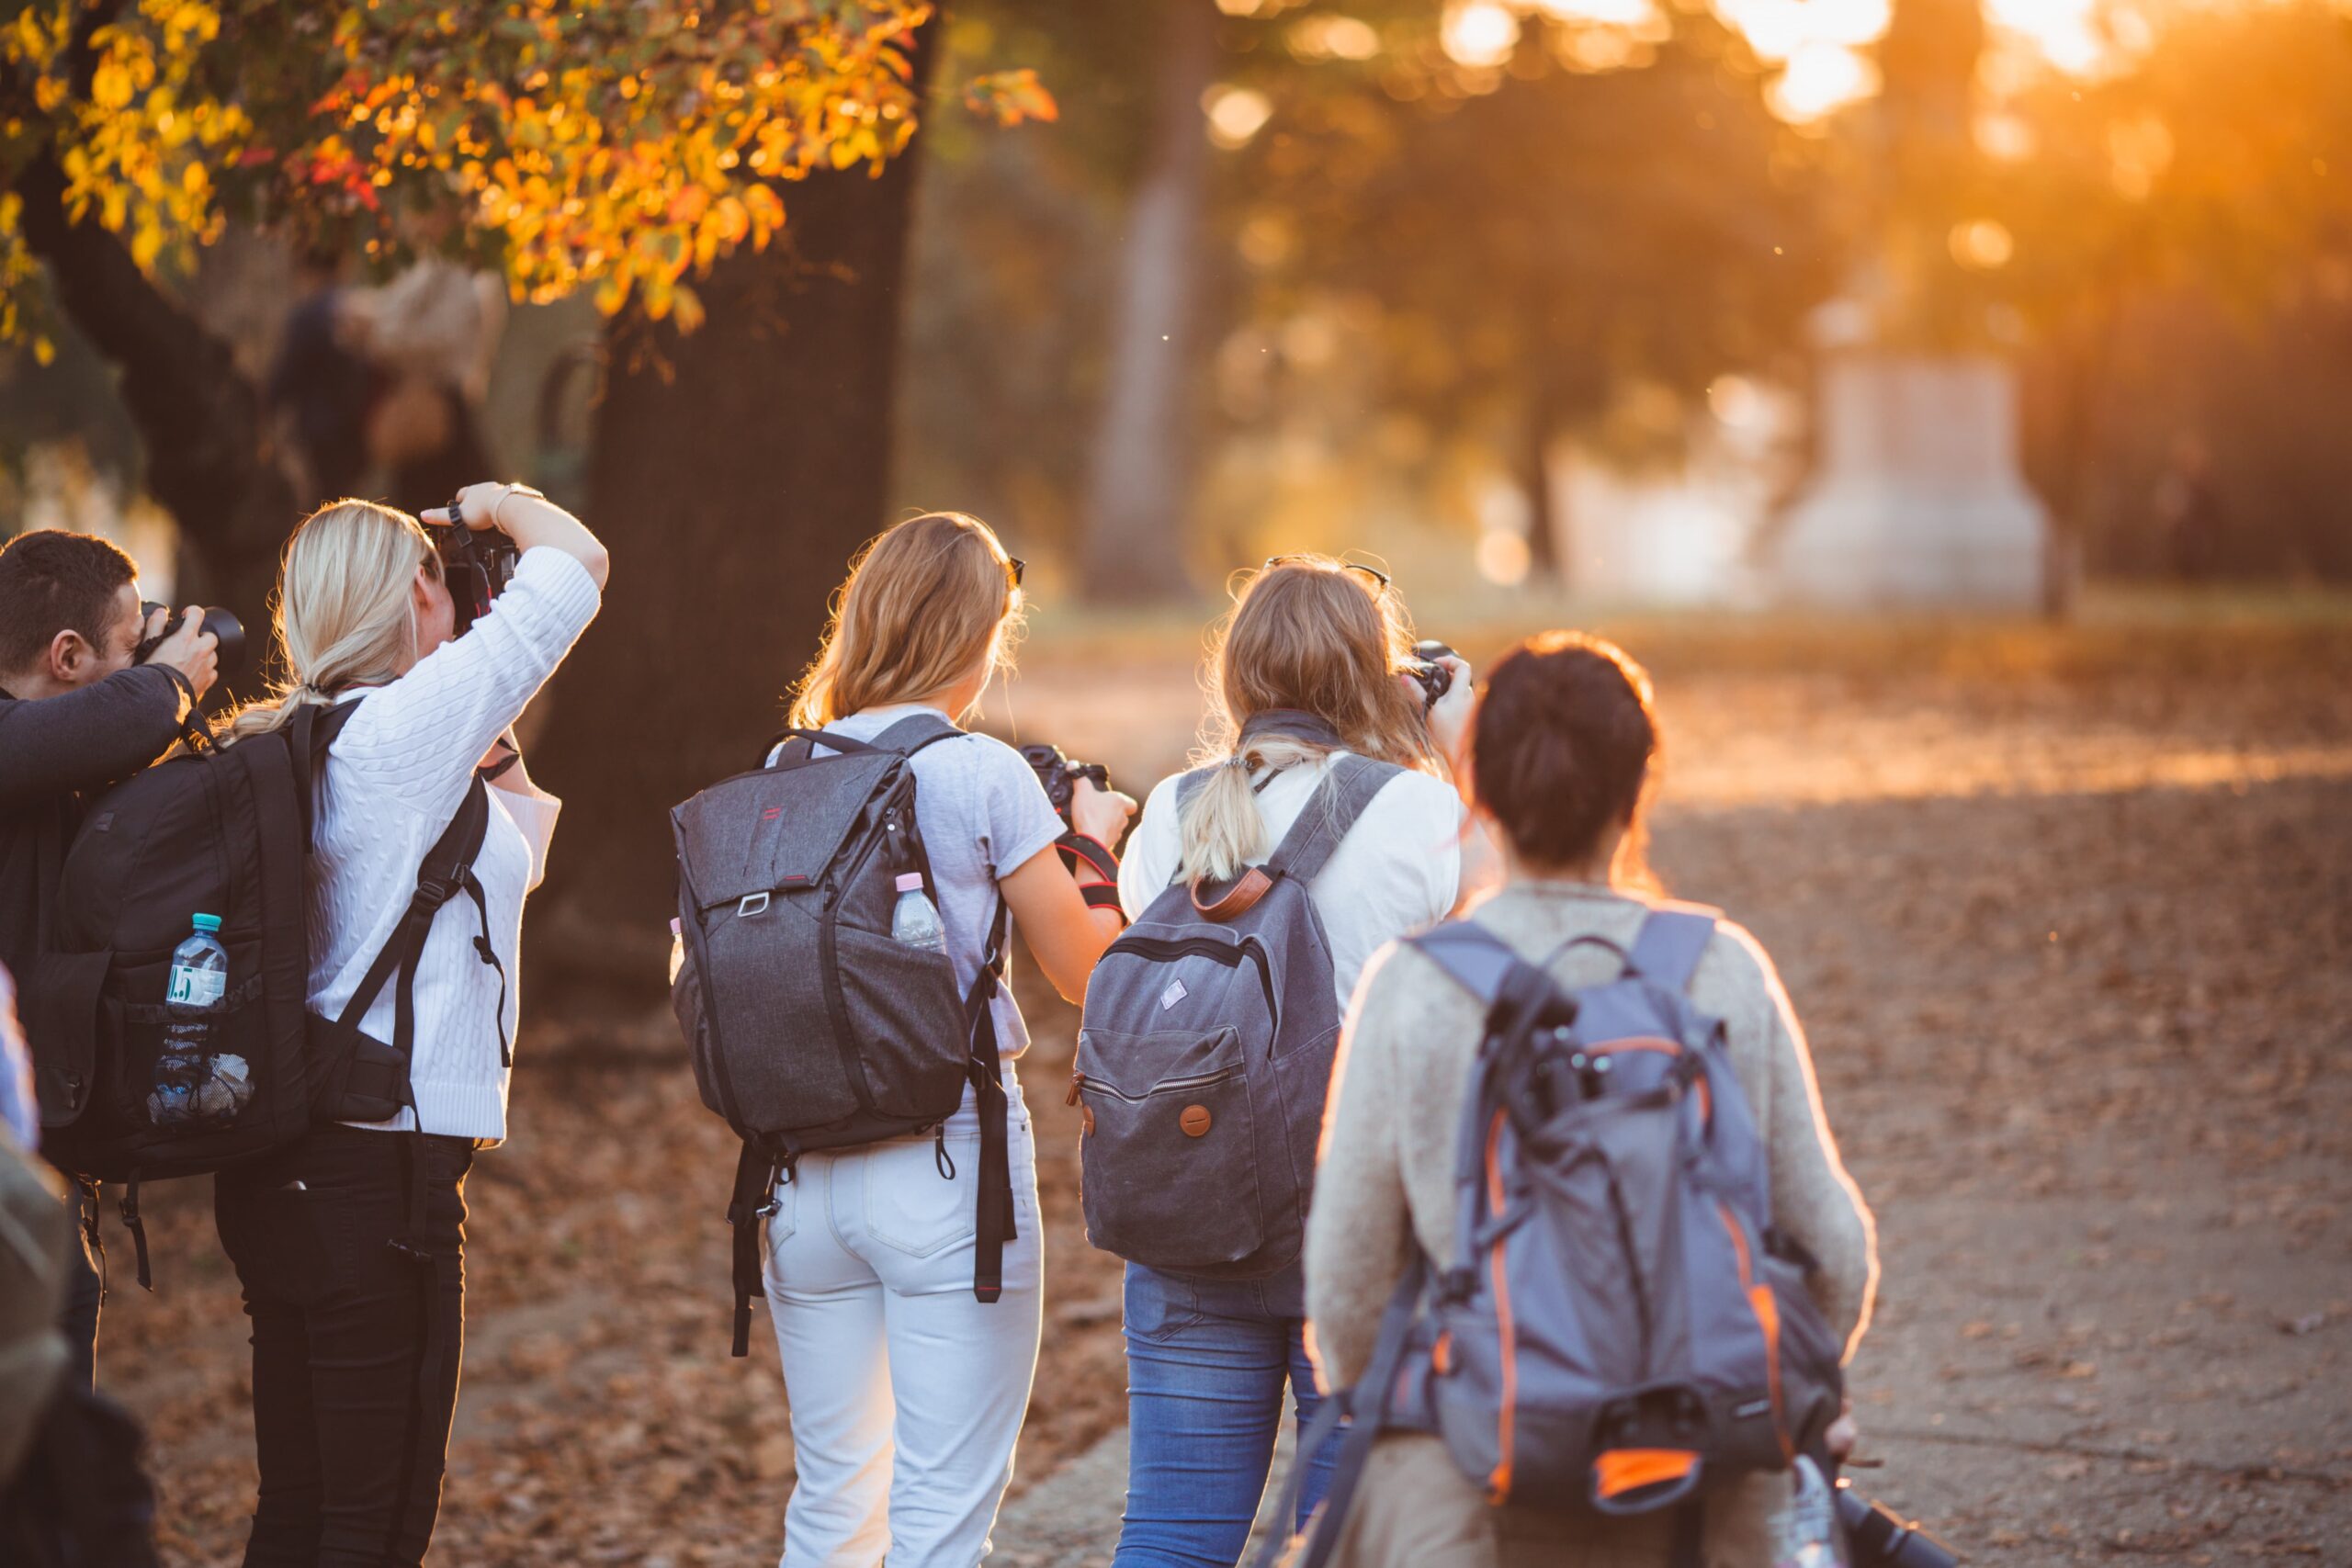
{"left": 1305, "top": 880, "right": 1877, "bottom": 1568}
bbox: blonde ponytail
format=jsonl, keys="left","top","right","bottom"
{"left": 1176, "top": 557, "right": 1441, "bottom": 886}
{"left": 1177, "top": 735, "right": 1333, "bottom": 884}
{"left": 220, "top": 500, "right": 437, "bottom": 744}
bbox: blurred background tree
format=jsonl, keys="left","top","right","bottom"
{"left": 6, "top": 0, "right": 2351, "bottom": 953}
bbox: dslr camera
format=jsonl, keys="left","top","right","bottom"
{"left": 1838, "top": 1480, "right": 1960, "bottom": 1568}
{"left": 425, "top": 496, "right": 523, "bottom": 635}
{"left": 1020, "top": 742, "right": 1112, "bottom": 829}
{"left": 1406, "top": 639, "right": 1456, "bottom": 712}
{"left": 134, "top": 603, "right": 246, "bottom": 680}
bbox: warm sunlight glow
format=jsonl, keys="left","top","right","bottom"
{"left": 1950, "top": 218, "right": 2017, "bottom": 270}
{"left": 1476, "top": 528, "right": 1533, "bottom": 586}
{"left": 1770, "top": 42, "right": 1881, "bottom": 124}
{"left": 1713, "top": 0, "right": 1892, "bottom": 62}
{"left": 1289, "top": 14, "right": 1383, "bottom": 62}
{"left": 1985, "top": 0, "right": 2106, "bottom": 75}
{"left": 1528, "top": 0, "right": 1663, "bottom": 23}
{"left": 1203, "top": 85, "right": 1274, "bottom": 150}
{"left": 1443, "top": 0, "right": 1523, "bottom": 67}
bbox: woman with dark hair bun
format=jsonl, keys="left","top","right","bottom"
{"left": 1303, "top": 631, "right": 1879, "bottom": 1568}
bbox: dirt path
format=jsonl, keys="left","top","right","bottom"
{"left": 96, "top": 625, "right": 2351, "bottom": 1565}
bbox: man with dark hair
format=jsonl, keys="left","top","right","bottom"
{"left": 0, "top": 527, "right": 218, "bottom": 1390}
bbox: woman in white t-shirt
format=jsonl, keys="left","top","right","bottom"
{"left": 759, "top": 512, "right": 1134, "bottom": 1568}
{"left": 1108, "top": 556, "right": 1493, "bottom": 1568}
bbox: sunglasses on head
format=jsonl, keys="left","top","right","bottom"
{"left": 1006, "top": 556, "right": 1025, "bottom": 589}
{"left": 1262, "top": 556, "right": 1391, "bottom": 595}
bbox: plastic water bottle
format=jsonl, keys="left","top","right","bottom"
{"left": 890, "top": 873, "right": 945, "bottom": 953}
{"left": 148, "top": 913, "right": 251, "bottom": 1126}
{"left": 1766, "top": 1456, "right": 1849, "bottom": 1568}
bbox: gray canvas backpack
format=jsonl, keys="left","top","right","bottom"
{"left": 670, "top": 714, "right": 1016, "bottom": 1354}
{"left": 1272, "top": 906, "right": 1848, "bottom": 1568}
{"left": 1072, "top": 728, "right": 1401, "bottom": 1280}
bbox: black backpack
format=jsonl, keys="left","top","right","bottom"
{"left": 25, "top": 700, "right": 502, "bottom": 1283}
{"left": 670, "top": 714, "right": 1015, "bottom": 1354}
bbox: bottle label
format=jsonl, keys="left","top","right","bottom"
{"left": 169, "top": 966, "right": 226, "bottom": 1008}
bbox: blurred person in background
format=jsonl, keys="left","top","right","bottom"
{"left": 1305, "top": 632, "right": 1876, "bottom": 1567}
{"left": 342, "top": 229, "right": 506, "bottom": 518}
{"left": 0, "top": 529, "right": 220, "bottom": 1392}
{"left": 265, "top": 245, "right": 377, "bottom": 508}
{"left": 1106, "top": 557, "right": 1492, "bottom": 1568}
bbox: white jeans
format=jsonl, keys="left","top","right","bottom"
{"left": 763, "top": 1086, "right": 1044, "bottom": 1568}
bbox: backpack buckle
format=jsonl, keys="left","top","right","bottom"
{"left": 737, "top": 892, "right": 771, "bottom": 919}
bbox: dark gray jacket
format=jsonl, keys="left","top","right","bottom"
{"left": 0, "top": 666, "right": 193, "bottom": 991}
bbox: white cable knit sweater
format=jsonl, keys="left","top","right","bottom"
{"left": 308, "top": 547, "right": 601, "bottom": 1142}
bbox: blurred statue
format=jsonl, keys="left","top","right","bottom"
{"left": 1771, "top": 0, "right": 2053, "bottom": 611}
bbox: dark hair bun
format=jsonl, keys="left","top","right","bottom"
{"left": 1472, "top": 632, "right": 1657, "bottom": 872}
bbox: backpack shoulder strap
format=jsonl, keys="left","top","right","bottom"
{"left": 291, "top": 698, "right": 363, "bottom": 854}
{"left": 334, "top": 774, "right": 500, "bottom": 1070}
{"left": 1406, "top": 919, "right": 1524, "bottom": 1005}
{"left": 1624, "top": 906, "right": 1720, "bottom": 993}
{"left": 1263, "top": 753, "right": 1405, "bottom": 885}
{"left": 868, "top": 712, "right": 966, "bottom": 756}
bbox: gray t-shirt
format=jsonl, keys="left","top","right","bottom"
{"left": 772, "top": 704, "right": 1064, "bottom": 1129}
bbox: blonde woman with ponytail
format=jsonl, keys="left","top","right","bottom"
{"left": 1106, "top": 557, "right": 1494, "bottom": 1568}
{"left": 212, "top": 485, "right": 605, "bottom": 1568}
{"left": 750, "top": 512, "right": 1133, "bottom": 1568}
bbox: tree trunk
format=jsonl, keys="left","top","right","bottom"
{"left": 12, "top": 150, "right": 296, "bottom": 662}
{"left": 1521, "top": 402, "right": 1564, "bottom": 588}
{"left": 526, "top": 28, "right": 939, "bottom": 982}
{"left": 1079, "top": 0, "right": 1216, "bottom": 603}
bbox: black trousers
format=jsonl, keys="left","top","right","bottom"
{"left": 214, "top": 1125, "right": 473, "bottom": 1568}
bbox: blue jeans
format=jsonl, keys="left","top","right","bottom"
{"left": 1112, "top": 1262, "right": 1340, "bottom": 1568}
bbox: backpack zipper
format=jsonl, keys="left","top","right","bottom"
{"left": 1109, "top": 936, "right": 1277, "bottom": 1024}
{"left": 1069, "top": 1060, "right": 1243, "bottom": 1104}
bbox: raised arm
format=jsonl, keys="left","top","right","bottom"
{"left": 0, "top": 664, "right": 192, "bottom": 807}
{"left": 334, "top": 489, "right": 604, "bottom": 822}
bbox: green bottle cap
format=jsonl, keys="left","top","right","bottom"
{"left": 192, "top": 913, "right": 222, "bottom": 933}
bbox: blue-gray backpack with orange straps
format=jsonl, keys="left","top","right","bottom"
{"left": 1277, "top": 905, "right": 1847, "bottom": 1566}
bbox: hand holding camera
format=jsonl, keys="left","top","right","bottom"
{"left": 134, "top": 604, "right": 240, "bottom": 699}
{"left": 1403, "top": 638, "right": 1475, "bottom": 769}
{"left": 422, "top": 486, "right": 529, "bottom": 636}
{"left": 1021, "top": 742, "right": 1136, "bottom": 850}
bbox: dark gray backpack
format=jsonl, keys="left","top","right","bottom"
{"left": 670, "top": 714, "right": 1016, "bottom": 1354}
{"left": 1275, "top": 907, "right": 1847, "bottom": 1568}
{"left": 1072, "top": 748, "right": 1400, "bottom": 1280}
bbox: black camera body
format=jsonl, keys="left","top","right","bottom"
{"left": 426, "top": 502, "right": 522, "bottom": 635}
{"left": 134, "top": 603, "right": 246, "bottom": 680}
{"left": 1838, "top": 1482, "right": 1960, "bottom": 1568}
{"left": 1020, "top": 742, "right": 1111, "bottom": 828}
{"left": 1406, "top": 639, "right": 1456, "bottom": 711}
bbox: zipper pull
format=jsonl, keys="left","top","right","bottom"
{"left": 933, "top": 1126, "right": 956, "bottom": 1181}
{"left": 1065, "top": 1072, "right": 1085, "bottom": 1107}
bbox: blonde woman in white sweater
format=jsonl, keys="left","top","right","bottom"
{"left": 1306, "top": 632, "right": 1875, "bottom": 1568}
{"left": 212, "top": 484, "right": 605, "bottom": 1567}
